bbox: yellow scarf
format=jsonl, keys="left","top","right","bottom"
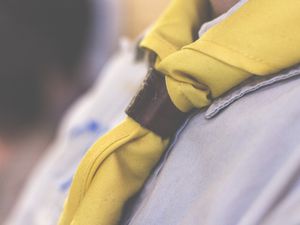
{"left": 59, "top": 0, "right": 300, "bottom": 224}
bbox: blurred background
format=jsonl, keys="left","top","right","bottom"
{"left": 0, "top": 0, "right": 170, "bottom": 224}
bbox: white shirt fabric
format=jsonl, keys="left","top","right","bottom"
{"left": 124, "top": 70, "right": 300, "bottom": 225}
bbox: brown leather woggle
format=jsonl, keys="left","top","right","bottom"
{"left": 126, "top": 68, "right": 190, "bottom": 138}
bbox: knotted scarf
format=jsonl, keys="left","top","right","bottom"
{"left": 59, "top": 0, "right": 300, "bottom": 224}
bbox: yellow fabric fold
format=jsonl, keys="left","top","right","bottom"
{"left": 197, "top": 0, "right": 300, "bottom": 75}
{"left": 141, "top": 0, "right": 300, "bottom": 111}
{"left": 141, "top": 0, "right": 210, "bottom": 60}
{"left": 59, "top": 117, "right": 168, "bottom": 225}
{"left": 59, "top": 0, "right": 300, "bottom": 224}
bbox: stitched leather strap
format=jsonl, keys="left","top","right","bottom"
{"left": 126, "top": 68, "right": 189, "bottom": 138}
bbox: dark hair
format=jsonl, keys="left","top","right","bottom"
{"left": 0, "top": 0, "right": 91, "bottom": 132}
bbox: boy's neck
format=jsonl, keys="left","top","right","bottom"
{"left": 210, "top": 0, "right": 240, "bottom": 17}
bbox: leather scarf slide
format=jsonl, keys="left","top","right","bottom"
{"left": 59, "top": 0, "right": 300, "bottom": 224}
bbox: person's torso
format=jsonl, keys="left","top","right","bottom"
{"left": 123, "top": 66, "right": 300, "bottom": 225}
